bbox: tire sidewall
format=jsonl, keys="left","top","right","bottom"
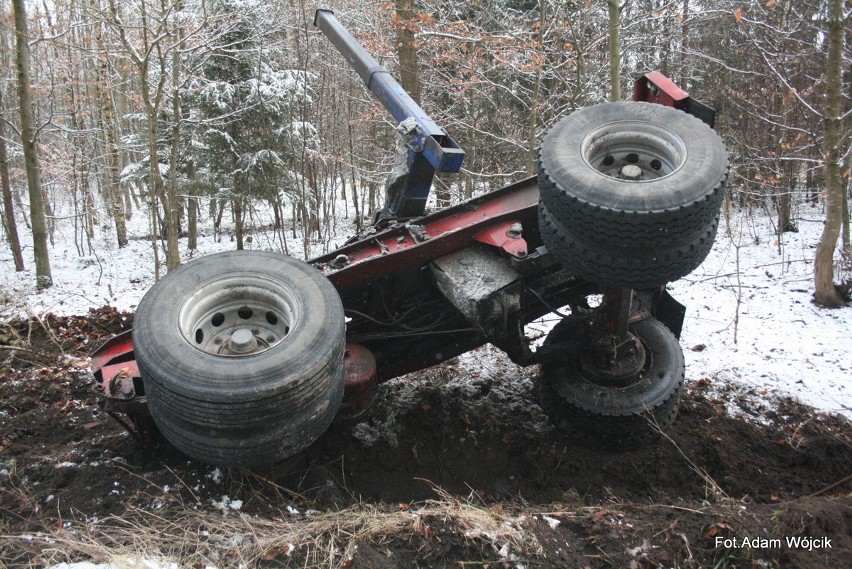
{"left": 545, "top": 317, "right": 684, "bottom": 416}
{"left": 134, "top": 250, "right": 345, "bottom": 403}
{"left": 540, "top": 102, "right": 727, "bottom": 213}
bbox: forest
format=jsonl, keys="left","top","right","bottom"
{"left": 0, "top": 0, "right": 849, "bottom": 302}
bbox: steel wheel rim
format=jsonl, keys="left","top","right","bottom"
{"left": 581, "top": 120, "right": 687, "bottom": 182}
{"left": 178, "top": 275, "right": 298, "bottom": 357}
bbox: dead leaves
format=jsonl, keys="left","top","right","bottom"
{"left": 414, "top": 515, "right": 439, "bottom": 541}
{"left": 703, "top": 520, "right": 734, "bottom": 539}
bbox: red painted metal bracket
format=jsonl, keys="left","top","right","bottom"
{"left": 633, "top": 70, "right": 716, "bottom": 128}
{"left": 473, "top": 220, "right": 528, "bottom": 258}
{"left": 633, "top": 70, "right": 688, "bottom": 108}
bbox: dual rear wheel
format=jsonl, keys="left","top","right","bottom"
{"left": 133, "top": 251, "right": 345, "bottom": 468}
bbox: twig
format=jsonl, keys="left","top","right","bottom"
{"left": 807, "top": 473, "right": 852, "bottom": 498}
{"left": 0, "top": 345, "right": 43, "bottom": 356}
{"left": 646, "top": 411, "right": 731, "bottom": 501}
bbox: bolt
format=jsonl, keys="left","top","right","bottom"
{"left": 251, "top": 328, "right": 260, "bottom": 335}
{"left": 266, "top": 335, "right": 275, "bottom": 343}
{"left": 507, "top": 222, "right": 523, "bottom": 238}
{"left": 214, "top": 337, "right": 223, "bottom": 345}
{"left": 620, "top": 164, "right": 642, "bottom": 180}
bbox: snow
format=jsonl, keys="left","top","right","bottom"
{"left": 211, "top": 495, "right": 243, "bottom": 514}
{"left": 669, "top": 210, "right": 852, "bottom": 418}
{"left": 1, "top": 196, "right": 850, "bottom": 420}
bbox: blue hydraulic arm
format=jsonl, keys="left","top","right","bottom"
{"left": 314, "top": 9, "right": 465, "bottom": 218}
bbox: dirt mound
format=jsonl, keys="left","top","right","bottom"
{"left": 1, "top": 310, "right": 850, "bottom": 568}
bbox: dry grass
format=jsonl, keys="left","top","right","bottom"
{"left": 0, "top": 482, "right": 544, "bottom": 569}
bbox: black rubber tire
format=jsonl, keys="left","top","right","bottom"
{"left": 539, "top": 202, "right": 718, "bottom": 289}
{"left": 539, "top": 101, "right": 728, "bottom": 251}
{"left": 133, "top": 250, "right": 345, "bottom": 468}
{"left": 539, "top": 316, "right": 684, "bottom": 448}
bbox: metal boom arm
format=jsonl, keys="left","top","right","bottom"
{"left": 314, "top": 9, "right": 464, "bottom": 218}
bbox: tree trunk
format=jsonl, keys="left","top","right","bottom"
{"left": 91, "top": 3, "right": 128, "bottom": 247}
{"left": 679, "top": 0, "right": 689, "bottom": 90}
{"left": 395, "top": 0, "right": 421, "bottom": 105}
{"left": 607, "top": 0, "right": 621, "bottom": 101}
{"left": 0, "top": 90, "right": 24, "bottom": 271}
{"left": 187, "top": 161, "right": 197, "bottom": 251}
{"left": 187, "top": 198, "right": 197, "bottom": 251}
{"left": 12, "top": 0, "right": 52, "bottom": 288}
{"left": 527, "top": 0, "right": 546, "bottom": 175}
{"left": 813, "top": 0, "right": 845, "bottom": 307}
{"left": 234, "top": 197, "right": 244, "bottom": 250}
{"left": 166, "top": 3, "right": 183, "bottom": 260}
{"left": 841, "top": 153, "right": 850, "bottom": 253}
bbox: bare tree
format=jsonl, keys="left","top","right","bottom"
{"left": 101, "top": 0, "right": 182, "bottom": 270}
{"left": 90, "top": 0, "right": 128, "bottom": 247}
{"left": 395, "top": 0, "right": 421, "bottom": 104}
{"left": 12, "top": 0, "right": 52, "bottom": 288}
{"left": 0, "top": 3, "right": 24, "bottom": 271}
{"left": 607, "top": 0, "right": 622, "bottom": 101}
{"left": 814, "top": 0, "right": 847, "bottom": 307}
{"left": 0, "top": 90, "right": 24, "bottom": 272}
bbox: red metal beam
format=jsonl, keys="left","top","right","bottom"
{"left": 311, "top": 177, "right": 539, "bottom": 289}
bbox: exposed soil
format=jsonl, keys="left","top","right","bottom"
{"left": 1, "top": 307, "right": 850, "bottom": 568}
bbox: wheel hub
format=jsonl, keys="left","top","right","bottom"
{"left": 178, "top": 275, "right": 297, "bottom": 358}
{"left": 582, "top": 120, "right": 686, "bottom": 182}
{"left": 217, "top": 328, "right": 263, "bottom": 356}
{"left": 579, "top": 333, "right": 646, "bottom": 388}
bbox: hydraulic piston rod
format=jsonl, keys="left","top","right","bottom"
{"left": 314, "top": 9, "right": 464, "bottom": 218}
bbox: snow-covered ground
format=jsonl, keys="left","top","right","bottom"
{"left": 670, "top": 208, "right": 851, "bottom": 418}
{"left": 2, "top": 198, "right": 850, "bottom": 418}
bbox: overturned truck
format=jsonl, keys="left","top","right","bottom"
{"left": 91, "top": 9, "right": 728, "bottom": 468}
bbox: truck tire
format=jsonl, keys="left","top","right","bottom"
{"left": 539, "top": 101, "right": 727, "bottom": 250}
{"left": 539, "top": 316, "right": 684, "bottom": 448}
{"left": 539, "top": 202, "right": 718, "bottom": 289}
{"left": 133, "top": 250, "right": 345, "bottom": 468}
{"left": 538, "top": 102, "right": 727, "bottom": 287}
